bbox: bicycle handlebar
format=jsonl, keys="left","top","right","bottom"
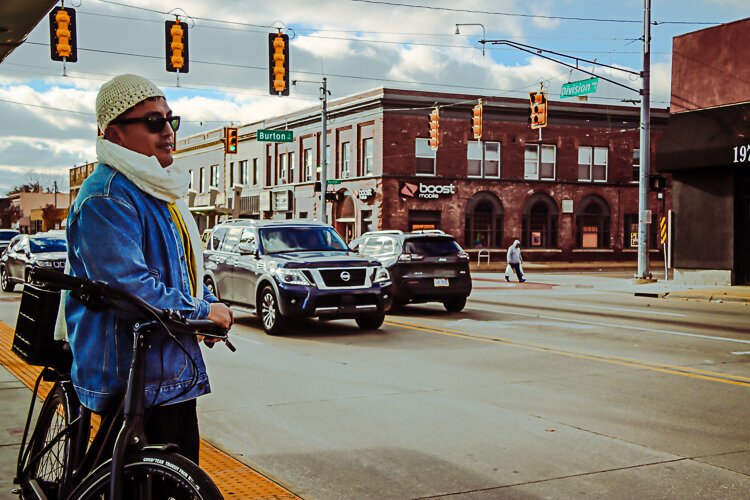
{"left": 30, "top": 267, "right": 236, "bottom": 352}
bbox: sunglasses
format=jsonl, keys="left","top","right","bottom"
{"left": 110, "top": 115, "right": 181, "bottom": 133}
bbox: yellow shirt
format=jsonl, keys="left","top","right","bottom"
{"left": 167, "top": 202, "right": 197, "bottom": 296}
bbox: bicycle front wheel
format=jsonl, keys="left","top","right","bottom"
{"left": 70, "top": 450, "right": 223, "bottom": 499}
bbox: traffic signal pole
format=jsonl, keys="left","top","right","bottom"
{"left": 637, "top": 0, "right": 652, "bottom": 279}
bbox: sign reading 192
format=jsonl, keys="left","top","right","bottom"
{"left": 733, "top": 144, "right": 750, "bottom": 163}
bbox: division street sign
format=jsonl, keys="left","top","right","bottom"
{"left": 327, "top": 179, "right": 342, "bottom": 185}
{"left": 561, "top": 77, "right": 599, "bottom": 99}
{"left": 257, "top": 129, "right": 293, "bottom": 142}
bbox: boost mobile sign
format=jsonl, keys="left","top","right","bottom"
{"left": 400, "top": 181, "right": 456, "bottom": 199}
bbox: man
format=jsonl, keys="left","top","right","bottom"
{"left": 505, "top": 239, "right": 526, "bottom": 283}
{"left": 65, "top": 74, "right": 232, "bottom": 465}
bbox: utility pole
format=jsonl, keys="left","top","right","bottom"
{"left": 320, "top": 77, "right": 329, "bottom": 224}
{"left": 636, "top": 0, "right": 652, "bottom": 279}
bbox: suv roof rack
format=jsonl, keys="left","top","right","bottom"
{"left": 409, "top": 229, "right": 446, "bottom": 235}
{"left": 361, "top": 230, "right": 404, "bottom": 236}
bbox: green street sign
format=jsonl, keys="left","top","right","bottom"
{"left": 257, "top": 129, "right": 293, "bottom": 142}
{"left": 561, "top": 77, "right": 599, "bottom": 99}
{"left": 327, "top": 179, "right": 342, "bottom": 185}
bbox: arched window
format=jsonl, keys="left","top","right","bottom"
{"left": 576, "top": 195, "right": 611, "bottom": 249}
{"left": 521, "top": 194, "right": 558, "bottom": 248}
{"left": 464, "top": 192, "right": 503, "bottom": 248}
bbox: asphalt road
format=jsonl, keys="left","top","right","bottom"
{"left": 1, "top": 275, "right": 749, "bottom": 499}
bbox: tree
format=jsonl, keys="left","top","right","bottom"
{"left": 41, "top": 204, "right": 64, "bottom": 231}
{"left": 7, "top": 182, "right": 43, "bottom": 195}
{"left": 0, "top": 204, "right": 22, "bottom": 229}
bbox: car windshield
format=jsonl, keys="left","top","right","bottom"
{"left": 0, "top": 230, "right": 18, "bottom": 241}
{"left": 403, "top": 237, "right": 462, "bottom": 256}
{"left": 260, "top": 226, "right": 348, "bottom": 254}
{"left": 29, "top": 237, "right": 67, "bottom": 253}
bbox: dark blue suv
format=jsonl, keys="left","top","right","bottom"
{"left": 203, "top": 219, "right": 392, "bottom": 335}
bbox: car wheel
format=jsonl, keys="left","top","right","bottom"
{"left": 355, "top": 312, "right": 385, "bottom": 330}
{"left": 204, "top": 277, "right": 219, "bottom": 299}
{"left": 259, "top": 286, "right": 286, "bottom": 335}
{"left": 443, "top": 297, "right": 467, "bottom": 313}
{"left": 0, "top": 267, "right": 14, "bottom": 292}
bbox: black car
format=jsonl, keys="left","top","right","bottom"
{"left": 351, "top": 231, "right": 472, "bottom": 312}
{"left": 1, "top": 232, "right": 67, "bottom": 292}
{"left": 0, "top": 229, "right": 20, "bottom": 255}
{"left": 203, "top": 219, "right": 392, "bottom": 335}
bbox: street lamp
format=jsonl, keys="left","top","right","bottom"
{"left": 454, "top": 23, "right": 486, "bottom": 57}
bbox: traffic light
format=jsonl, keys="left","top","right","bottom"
{"left": 529, "top": 91, "right": 548, "bottom": 129}
{"left": 269, "top": 32, "right": 290, "bottom": 96}
{"left": 429, "top": 108, "right": 440, "bottom": 150}
{"left": 165, "top": 20, "right": 189, "bottom": 73}
{"left": 225, "top": 127, "right": 238, "bottom": 154}
{"left": 472, "top": 99, "right": 483, "bottom": 140}
{"left": 49, "top": 7, "right": 77, "bottom": 62}
{"left": 649, "top": 174, "right": 666, "bottom": 192}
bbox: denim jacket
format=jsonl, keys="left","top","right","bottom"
{"left": 66, "top": 163, "right": 217, "bottom": 412}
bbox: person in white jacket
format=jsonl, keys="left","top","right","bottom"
{"left": 505, "top": 239, "right": 526, "bottom": 282}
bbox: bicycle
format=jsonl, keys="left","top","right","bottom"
{"left": 13, "top": 267, "right": 235, "bottom": 499}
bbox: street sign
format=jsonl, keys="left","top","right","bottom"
{"left": 561, "top": 77, "right": 599, "bottom": 99}
{"left": 327, "top": 179, "right": 342, "bottom": 185}
{"left": 257, "top": 129, "right": 293, "bottom": 142}
{"left": 660, "top": 216, "right": 667, "bottom": 244}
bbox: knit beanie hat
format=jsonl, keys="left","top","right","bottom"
{"left": 96, "top": 74, "right": 165, "bottom": 132}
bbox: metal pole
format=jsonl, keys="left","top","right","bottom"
{"left": 320, "top": 77, "right": 328, "bottom": 224}
{"left": 637, "top": 0, "right": 651, "bottom": 279}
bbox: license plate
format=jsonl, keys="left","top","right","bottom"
{"left": 434, "top": 278, "right": 449, "bottom": 287}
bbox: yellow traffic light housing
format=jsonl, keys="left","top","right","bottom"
{"left": 269, "top": 32, "right": 290, "bottom": 96}
{"left": 49, "top": 7, "right": 77, "bottom": 62}
{"left": 165, "top": 20, "right": 189, "bottom": 73}
{"left": 472, "top": 99, "right": 483, "bottom": 140}
{"left": 429, "top": 108, "right": 440, "bottom": 150}
{"left": 225, "top": 127, "right": 238, "bottom": 154}
{"left": 529, "top": 91, "right": 548, "bottom": 129}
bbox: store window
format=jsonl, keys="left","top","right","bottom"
{"left": 464, "top": 192, "right": 503, "bottom": 248}
{"left": 408, "top": 209, "right": 441, "bottom": 231}
{"left": 362, "top": 138, "right": 373, "bottom": 176}
{"left": 524, "top": 144, "right": 556, "bottom": 180}
{"left": 576, "top": 195, "right": 611, "bottom": 248}
{"left": 415, "top": 138, "right": 436, "bottom": 175}
{"left": 578, "top": 146, "right": 608, "bottom": 182}
{"left": 360, "top": 209, "right": 373, "bottom": 235}
{"left": 467, "top": 141, "right": 501, "bottom": 178}
{"left": 522, "top": 194, "right": 558, "bottom": 248}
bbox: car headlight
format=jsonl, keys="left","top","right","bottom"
{"left": 275, "top": 268, "right": 313, "bottom": 286}
{"left": 36, "top": 260, "right": 53, "bottom": 267}
{"left": 373, "top": 266, "right": 390, "bottom": 284}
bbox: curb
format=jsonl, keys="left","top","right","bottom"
{"left": 665, "top": 292, "right": 750, "bottom": 304}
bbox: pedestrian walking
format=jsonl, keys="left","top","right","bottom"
{"left": 505, "top": 239, "right": 526, "bottom": 282}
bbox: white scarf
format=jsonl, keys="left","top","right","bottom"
{"left": 55, "top": 138, "right": 204, "bottom": 340}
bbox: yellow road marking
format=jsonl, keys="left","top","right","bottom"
{"left": 385, "top": 319, "right": 750, "bottom": 388}
{"left": 0, "top": 321, "right": 299, "bottom": 499}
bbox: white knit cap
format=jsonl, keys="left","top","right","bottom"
{"left": 96, "top": 74, "right": 165, "bottom": 132}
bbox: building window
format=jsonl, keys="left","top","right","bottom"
{"left": 304, "top": 148, "right": 313, "bottom": 181}
{"left": 199, "top": 167, "right": 205, "bottom": 193}
{"left": 189, "top": 170, "right": 194, "bottom": 190}
{"left": 578, "top": 146, "right": 608, "bottom": 182}
{"left": 524, "top": 144, "right": 556, "bottom": 180}
{"left": 362, "top": 138, "right": 373, "bottom": 176}
{"left": 624, "top": 213, "right": 658, "bottom": 249}
{"left": 360, "top": 209, "right": 373, "bottom": 235}
{"left": 209, "top": 164, "right": 219, "bottom": 188}
{"left": 252, "top": 158, "right": 258, "bottom": 186}
{"left": 288, "top": 152, "right": 296, "bottom": 184}
{"left": 464, "top": 192, "right": 503, "bottom": 249}
{"left": 279, "top": 154, "right": 287, "bottom": 183}
{"left": 576, "top": 196, "right": 611, "bottom": 248}
{"left": 522, "top": 194, "right": 558, "bottom": 248}
{"left": 229, "top": 162, "right": 234, "bottom": 187}
{"left": 632, "top": 149, "right": 640, "bottom": 182}
{"left": 239, "top": 161, "right": 248, "bottom": 185}
{"left": 408, "top": 209, "right": 441, "bottom": 231}
{"left": 415, "top": 138, "right": 436, "bottom": 175}
{"left": 467, "top": 141, "right": 501, "bottom": 178}
{"left": 341, "top": 142, "right": 351, "bottom": 178}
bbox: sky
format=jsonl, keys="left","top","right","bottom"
{"left": 0, "top": 0, "right": 747, "bottom": 195}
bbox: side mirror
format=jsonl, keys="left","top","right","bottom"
{"left": 237, "top": 241, "right": 258, "bottom": 256}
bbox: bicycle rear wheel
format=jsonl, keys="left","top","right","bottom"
{"left": 20, "top": 381, "right": 81, "bottom": 498}
{"left": 70, "top": 450, "right": 223, "bottom": 499}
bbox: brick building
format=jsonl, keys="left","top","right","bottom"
{"left": 174, "top": 87, "right": 670, "bottom": 262}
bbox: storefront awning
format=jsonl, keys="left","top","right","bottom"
{"left": 656, "top": 102, "right": 750, "bottom": 173}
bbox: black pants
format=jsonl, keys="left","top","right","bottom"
{"left": 144, "top": 398, "right": 200, "bottom": 465}
{"left": 509, "top": 263, "right": 523, "bottom": 280}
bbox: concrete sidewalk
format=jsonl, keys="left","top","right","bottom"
{"left": 472, "top": 271, "right": 750, "bottom": 305}
{"left": 0, "top": 364, "right": 29, "bottom": 499}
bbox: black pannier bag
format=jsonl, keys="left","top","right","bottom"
{"left": 11, "top": 284, "right": 72, "bottom": 370}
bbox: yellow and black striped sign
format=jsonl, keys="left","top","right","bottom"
{"left": 660, "top": 216, "right": 667, "bottom": 244}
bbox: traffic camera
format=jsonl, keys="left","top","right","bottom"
{"left": 49, "top": 7, "right": 77, "bottom": 62}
